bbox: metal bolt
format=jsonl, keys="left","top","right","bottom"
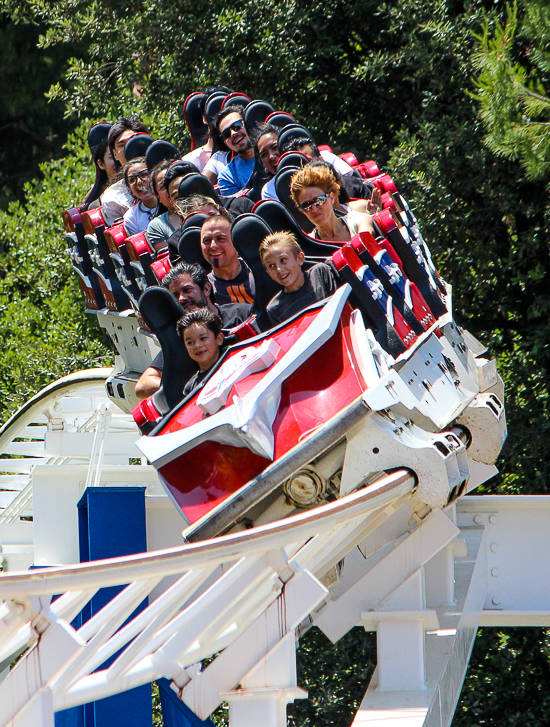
{"left": 489, "top": 515, "right": 498, "bottom": 524}
{"left": 491, "top": 568, "right": 499, "bottom": 578}
{"left": 492, "top": 597, "right": 501, "bottom": 606}
{"left": 490, "top": 543, "right": 498, "bottom": 553}
{"left": 474, "top": 515, "right": 483, "bottom": 524}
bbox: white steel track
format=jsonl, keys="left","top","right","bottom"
{"left": 0, "top": 470, "right": 415, "bottom": 726}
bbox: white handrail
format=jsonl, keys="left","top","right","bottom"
{"left": 0, "top": 469, "right": 414, "bottom": 598}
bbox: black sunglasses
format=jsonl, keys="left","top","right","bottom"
{"left": 299, "top": 193, "right": 330, "bottom": 212}
{"left": 220, "top": 118, "right": 245, "bottom": 141}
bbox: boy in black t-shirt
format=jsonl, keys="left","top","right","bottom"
{"left": 176, "top": 309, "right": 224, "bottom": 396}
{"left": 259, "top": 232, "right": 337, "bottom": 326}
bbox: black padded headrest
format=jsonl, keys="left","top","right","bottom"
{"left": 146, "top": 140, "right": 181, "bottom": 170}
{"left": 204, "top": 92, "right": 227, "bottom": 127}
{"left": 183, "top": 92, "right": 208, "bottom": 150}
{"left": 88, "top": 122, "right": 111, "bottom": 155}
{"left": 164, "top": 161, "right": 200, "bottom": 192}
{"left": 276, "top": 151, "right": 310, "bottom": 172}
{"left": 244, "top": 100, "right": 275, "bottom": 135}
{"left": 231, "top": 214, "right": 281, "bottom": 331}
{"left": 224, "top": 195, "right": 255, "bottom": 216}
{"left": 264, "top": 112, "right": 295, "bottom": 130}
{"left": 124, "top": 133, "right": 154, "bottom": 161}
{"left": 222, "top": 92, "right": 251, "bottom": 110}
{"left": 138, "top": 286, "right": 197, "bottom": 413}
{"left": 277, "top": 124, "right": 314, "bottom": 154}
{"left": 253, "top": 200, "right": 338, "bottom": 258}
{"left": 177, "top": 226, "right": 209, "bottom": 269}
{"left": 177, "top": 173, "right": 222, "bottom": 205}
{"left": 274, "top": 167, "right": 315, "bottom": 233}
{"left": 181, "top": 212, "right": 211, "bottom": 232}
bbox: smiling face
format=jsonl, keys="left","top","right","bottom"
{"left": 219, "top": 112, "right": 251, "bottom": 154}
{"left": 257, "top": 133, "right": 280, "bottom": 174}
{"left": 298, "top": 186, "right": 336, "bottom": 228}
{"left": 200, "top": 217, "right": 238, "bottom": 271}
{"left": 168, "top": 274, "right": 211, "bottom": 313}
{"left": 183, "top": 322, "right": 224, "bottom": 371}
{"left": 126, "top": 162, "right": 156, "bottom": 206}
{"left": 263, "top": 244, "right": 305, "bottom": 292}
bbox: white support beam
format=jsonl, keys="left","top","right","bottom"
{"left": 315, "top": 509, "right": 460, "bottom": 643}
{"left": 351, "top": 526, "right": 486, "bottom": 727}
{"left": 0, "top": 616, "right": 86, "bottom": 726}
{"left": 458, "top": 496, "right": 550, "bottom": 624}
{"left": 182, "top": 568, "right": 327, "bottom": 720}
{"left": 223, "top": 633, "right": 307, "bottom": 727}
{"left": 7, "top": 687, "right": 54, "bottom": 727}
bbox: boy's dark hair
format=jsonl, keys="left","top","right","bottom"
{"left": 164, "top": 160, "right": 200, "bottom": 189}
{"left": 282, "top": 136, "right": 319, "bottom": 157}
{"left": 108, "top": 115, "right": 149, "bottom": 154}
{"left": 176, "top": 308, "right": 223, "bottom": 340}
{"left": 251, "top": 123, "right": 279, "bottom": 147}
{"left": 161, "top": 262, "right": 208, "bottom": 291}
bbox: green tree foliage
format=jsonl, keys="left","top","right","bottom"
{"left": 0, "top": 11, "right": 86, "bottom": 208}
{"left": 0, "top": 124, "right": 111, "bottom": 419}
{"left": 1, "top": 0, "right": 550, "bottom": 724}
{"left": 473, "top": 1, "right": 550, "bottom": 182}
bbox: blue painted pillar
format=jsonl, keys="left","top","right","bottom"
{"left": 157, "top": 679, "right": 215, "bottom": 727}
{"left": 56, "top": 487, "right": 151, "bottom": 727}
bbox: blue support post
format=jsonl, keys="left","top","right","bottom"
{"left": 157, "top": 679, "right": 215, "bottom": 727}
{"left": 56, "top": 487, "right": 151, "bottom": 727}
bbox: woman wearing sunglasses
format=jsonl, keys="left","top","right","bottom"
{"left": 290, "top": 164, "right": 375, "bottom": 242}
{"left": 122, "top": 157, "right": 158, "bottom": 236}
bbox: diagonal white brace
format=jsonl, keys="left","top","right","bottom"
{"left": 181, "top": 567, "right": 328, "bottom": 720}
{"left": 315, "top": 509, "right": 460, "bottom": 642}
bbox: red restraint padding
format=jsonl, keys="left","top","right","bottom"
{"left": 81, "top": 206, "right": 106, "bottom": 235}
{"left": 132, "top": 397, "right": 162, "bottom": 429}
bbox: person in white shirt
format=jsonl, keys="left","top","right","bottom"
{"left": 183, "top": 86, "right": 231, "bottom": 175}
{"left": 101, "top": 116, "right": 149, "bottom": 226}
{"left": 122, "top": 157, "right": 157, "bottom": 236}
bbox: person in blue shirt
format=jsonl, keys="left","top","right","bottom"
{"left": 213, "top": 106, "right": 255, "bottom": 196}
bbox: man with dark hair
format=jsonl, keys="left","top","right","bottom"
{"left": 102, "top": 115, "right": 150, "bottom": 226}
{"left": 200, "top": 213, "right": 255, "bottom": 305}
{"left": 212, "top": 105, "right": 255, "bottom": 196}
{"left": 134, "top": 261, "right": 252, "bottom": 399}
